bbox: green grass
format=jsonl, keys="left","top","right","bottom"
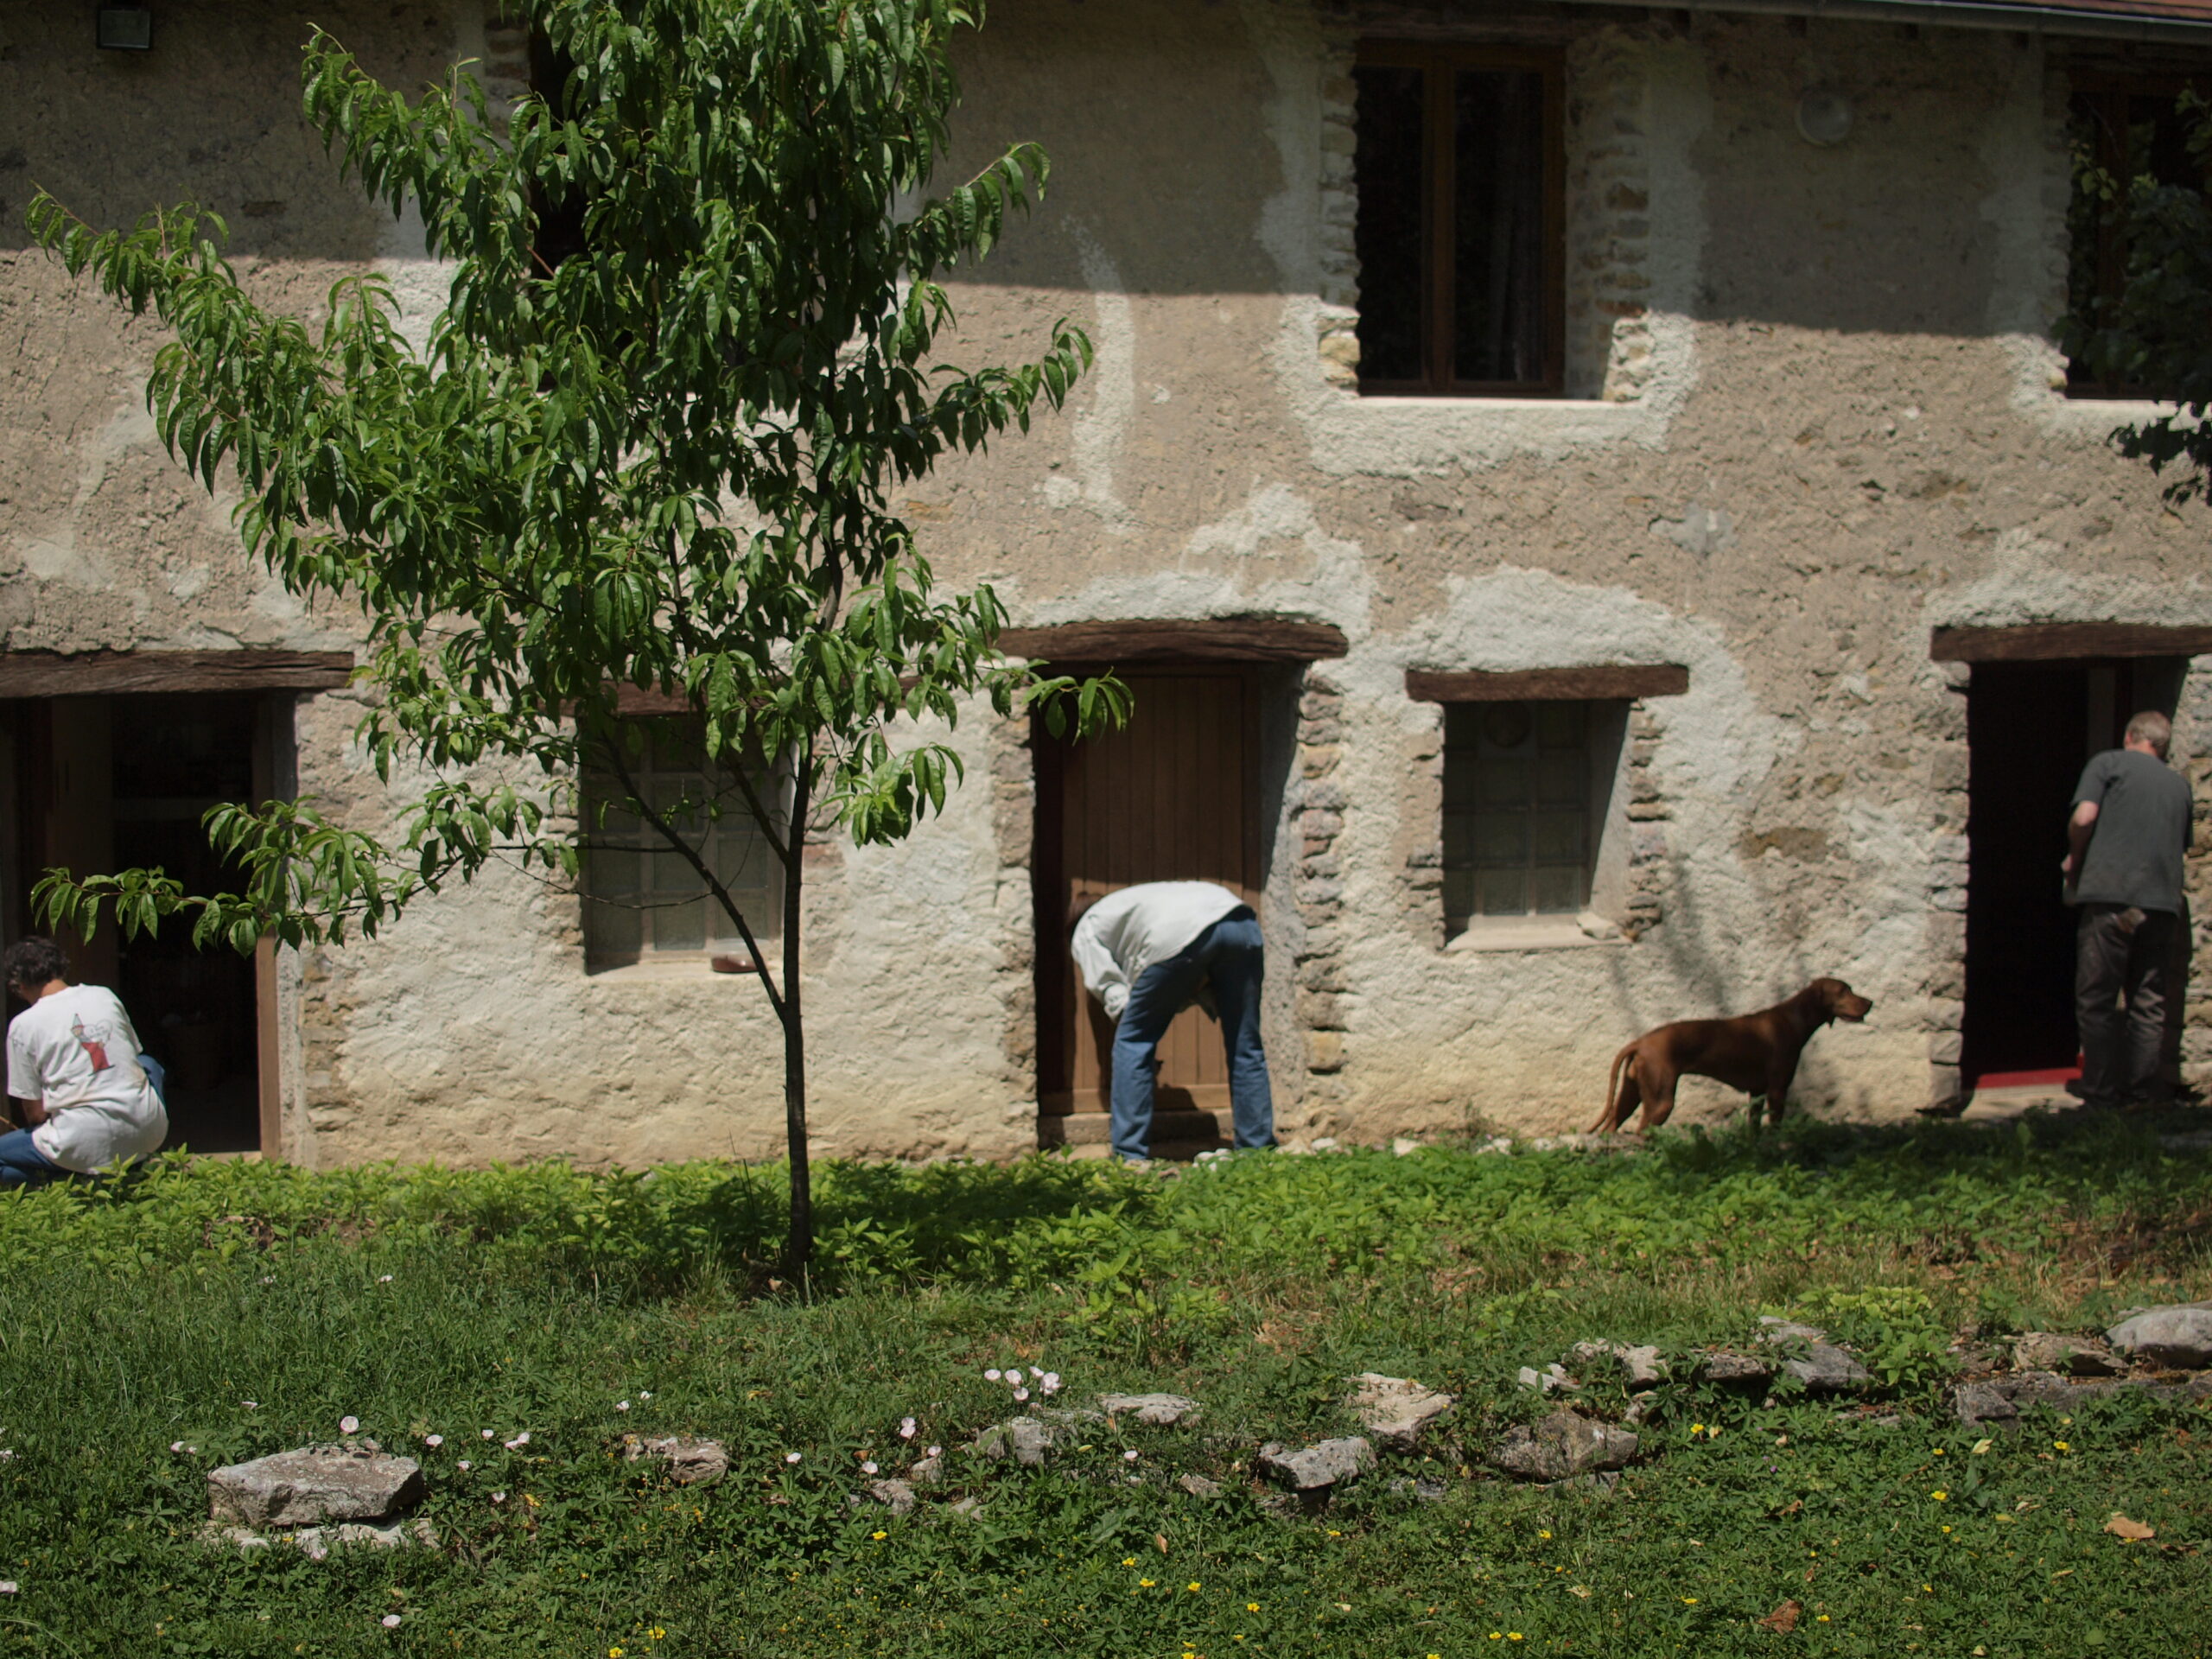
{"left": 2, "top": 1111, "right": 2209, "bottom": 1657}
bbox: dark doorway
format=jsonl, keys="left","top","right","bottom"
{"left": 1962, "top": 658, "right": 2183, "bottom": 1089}
{"left": 1032, "top": 669, "right": 1264, "bottom": 1144}
{"left": 3, "top": 693, "right": 276, "bottom": 1154}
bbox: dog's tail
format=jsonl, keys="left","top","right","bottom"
{"left": 1591, "top": 1043, "right": 1634, "bottom": 1134}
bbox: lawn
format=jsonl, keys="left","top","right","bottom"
{"left": 3, "top": 1111, "right": 2209, "bottom": 1657}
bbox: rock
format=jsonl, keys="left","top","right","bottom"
{"left": 1694, "top": 1352, "right": 1774, "bottom": 1385}
{"left": 1344, "top": 1374, "right": 1456, "bottom": 1452}
{"left": 1568, "top": 1341, "right": 1667, "bottom": 1389}
{"left": 207, "top": 1446, "right": 425, "bottom": 1531}
{"left": 1516, "top": 1363, "right": 1575, "bottom": 1395}
{"left": 2107, "top": 1304, "right": 2212, "bottom": 1369}
{"left": 1758, "top": 1317, "right": 1828, "bottom": 1344}
{"left": 1491, "top": 1410, "right": 1639, "bottom": 1483}
{"left": 207, "top": 1517, "right": 435, "bottom": 1555}
{"left": 623, "top": 1435, "right": 730, "bottom": 1486}
{"left": 1177, "top": 1473, "right": 1223, "bottom": 1498}
{"left": 1255, "top": 1437, "right": 1376, "bottom": 1492}
{"left": 1783, "top": 1344, "right": 1872, "bottom": 1394}
{"left": 1388, "top": 1475, "right": 1450, "bottom": 1501}
{"left": 1391, "top": 1136, "right": 1422, "bottom": 1156}
{"left": 974, "top": 1418, "right": 1063, "bottom": 1467}
{"left": 866, "top": 1478, "right": 916, "bottom": 1515}
{"left": 948, "top": 1496, "right": 985, "bottom": 1517}
{"left": 907, "top": 1455, "right": 944, "bottom": 1487}
{"left": 2012, "top": 1332, "right": 2123, "bottom": 1377}
{"left": 1098, "top": 1393, "right": 1202, "bottom": 1428}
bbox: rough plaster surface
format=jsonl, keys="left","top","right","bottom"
{"left": 4, "top": 0, "right": 2210, "bottom": 1162}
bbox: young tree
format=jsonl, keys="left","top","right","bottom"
{"left": 27, "top": 0, "right": 1122, "bottom": 1268}
{"left": 2059, "top": 90, "right": 2212, "bottom": 500}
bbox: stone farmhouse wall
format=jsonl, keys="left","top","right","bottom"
{"left": 1, "top": 0, "right": 2206, "bottom": 1164}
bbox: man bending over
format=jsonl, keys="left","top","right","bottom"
{"left": 2, "top": 935, "right": 168, "bottom": 1185}
{"left": 1071, "top": 881, "right": 1274, "bottom": 1165}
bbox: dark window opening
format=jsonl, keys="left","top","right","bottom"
{"left": 528, "top": 30, "right": 589, "bottom": 275}
{"left": 1441, "top": 699, "right": 1620, "bottom": 934}
{"left": 1353, "top": 44, "right": 1564, "bottom": 397}
{"left": 2065, "top": 75, "right": 2209, "bottom": 399}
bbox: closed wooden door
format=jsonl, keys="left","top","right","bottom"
{"left": 1034, "top": 671, "right": 1261, "bottom": 1114}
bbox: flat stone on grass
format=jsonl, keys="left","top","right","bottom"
{"left": 207, "top": 1446, "right": 424, "bottom": 1531}
{"left": 1492, "top": 1410, "right": 1638, "bottom": 1483}
{"left": 1344, "top": 1373, "right": 1455, "bottom": 1452}
{"left": 623, "top": 1435, "right": 730, "bottom": 1486}
{"left": 1255, "top": 1437, "right": 1376, "bottom": 1492}
{"left": 1098, "top": 1393, "right": 1202, "bottom": 1428}
{"left": 2012, "top": 1332, "right": 2123, "bottom": 1377}
{"left": 2107, "top": 1304, "right": 2212, "bottom": 1369}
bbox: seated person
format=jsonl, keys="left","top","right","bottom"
{"left": 1, "top": 936, "right": 168, "bottom": 1186}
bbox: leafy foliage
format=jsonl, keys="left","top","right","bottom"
{"left": 26, "top": 0, "right": 1125, "bottom": 1265}
{"left": 2058, "top": 89, "right": 2212, "bottom": 499}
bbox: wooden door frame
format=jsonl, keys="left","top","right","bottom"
{"left": 1030, "top": 664, "right": 1266, "bottom": 1116}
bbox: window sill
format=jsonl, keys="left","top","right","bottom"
{"left": 584, "top": 956, "right": 764, "bottom": 982}
{"left": 1445, "top": 913, "right": 1630, "bottom": 953}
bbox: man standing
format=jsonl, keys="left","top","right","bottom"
{"left": 2063, "top": 710, "right": 2194, "bottom": 1110}
{"left": 1070, "top": 880, "right": 1274, "bottom": 1164}
{"left": 1, "top": 935, "right": 168, "bottom": 1185}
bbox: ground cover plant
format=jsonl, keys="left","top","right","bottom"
{"left": 3, "top": 1112, "right": 2209, "bottom": 1656}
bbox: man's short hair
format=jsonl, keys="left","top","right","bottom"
{"left": 2125, "top": 709, "right": 2172, "bottom": 759}
{"left": 3, "top": 936, "right": 67, "bottom": 995}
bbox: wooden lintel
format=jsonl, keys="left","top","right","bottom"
{"left": 1929, "top": 623, "right": 2212, "bottom": 663}
{"left": 997, "top": 616, "right": 1351, "bottom": 665}
{"left": 1405, "top": 664, "right": 1691, "bottom": 702}
{"left": 0, "top": 649, "right": 355, "bottom": 699}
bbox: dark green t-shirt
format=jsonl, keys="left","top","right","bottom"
{"left": 2072, "top": 747, "right": 2193, "bottom": 912}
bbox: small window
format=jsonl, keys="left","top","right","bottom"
{"left": 580, "top": 719, "right": 781, "bottom": 968}
{"left": 1441, "top": 700, "right": 1619, "bottom": 932}
{"left": 1353, "top": 43, "right": 1564, "bottom": 397}
{"left": 2064, "top": 75, "right": 2209, "bottom": 398}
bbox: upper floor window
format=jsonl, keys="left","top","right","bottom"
{"left": 580, "top": 718, "right": 781, "bottom": 969}
{"left": 2065, "top": 74, "right": 2209, "bottom": 399}
{"left": 1352, "top": 43, "right": 1564, "bottom": 397}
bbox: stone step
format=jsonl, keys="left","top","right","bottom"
{"left": 1038, "top": 1109, "right": 1224, "bottom": 1150}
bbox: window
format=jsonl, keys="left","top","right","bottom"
{"left": 1353, "top": 43, "right": 1564, "bottom": 397}
{"left": 1440, "top": 699, "right": 1622, "bottom": 933}
{"left": 2065, "top": 74, "right": 2208, "bottom": 398}
{"left": 580, "top": 719, "right": 781, "bottom": 968}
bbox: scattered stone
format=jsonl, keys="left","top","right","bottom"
{"left": 1694, "top": 1352, "right": 1774, "bottom": 1386}
{"left": 207, "top": 1518, "right": 435, "bottom": 1556}
{"left": 1516, "top": 1363, "right": 1576, "bottom": 1395}
{"left": 1177, "top": 1473, "right": 1223, "bottom": 1498}
{"left": 1491, "top": 1410, "right": 1638, "bottom": 1483}
{"left": 948, "top": 1496, "right": 985, "bottom": 1517}
{"left": 1388, "top": 1475, "right": 1450, "bottom": 1501}
{"left": 1472, "top": 1135, "right": 1515, "bottom": 1156}
{"left": 1568, "top": 1341, "right": 1667, "bottom": 1389}
{"left": 1391, "top": 1137, "right": 1423, "bottom": 1156}
{"left": 1345, "top": 1374, "right": 1456, "bottom": 1452}
{"left": 622, "top": 1435, "right": 730, "bottom": 1486}
{"left": 866, "top": 1478, "right": 916, "bottom": 1515}
{"left": 1098, "top": 1393, "right": 1202, "bottom": 1428}
{"left": 1255, "top": 1437, "right": 1376, "bottom": 1492}
{"left": 1783, "top": 1344, "right": 1872, "bottom": 1394}
{"left": 207, "top": 1446, "right": 425, "bottom": 1531}
{"left": 1954, "top": 1382, "right": 2019, "bottom": 1427}
{"left": 1758, "top": 1317, "right": 1828, "bottom": 1344}
{"left": 974, "top": 1418, "right": 1064, "bottom": 1467}
{"left": 2012, "top": 1332, "right": 2123, "bottom": 1377}
{"left": 2107, "top": 1304, "right": 2212, "bottom": 1369}
{"left": 906, "top": 1455, "right": 944, "bottom": 1487}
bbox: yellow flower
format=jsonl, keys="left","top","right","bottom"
{"left": 610, "top": 1649, "right": 625, "bottom": 1658}
{"left": 1538, "top": 1529, "right": 1552, "bottom": 1540}
{"left": 1817, "top": 1615, "right": 1831, "bottom": 1624}
{"left": 1248, "top": 1604, "right": 1261, "bottom": 1613}
{"left": 870, "top": 1529, "right": 887, "bottom": 1541}
{"left": 1122, "top": 1558, "right": 1137, "bottom": 1567}
{"left": 1489, "top": 1635, "right": 1503, "bottom": 1642}
{"left": 1509, "top": 1636, "right": 1525, "bottom": 1643}
{"left": 650, "top": 1634, "right": 664, "bottom": 1643}
{"left": 1932, "top": 1447, "right": 1944, "bottom": 1455}
{"left": 1930, "top": 1491, "right": 1948, "bottom": 1501}
{"left": 1140, "top": 1579, "right": 1156, "bottom": 1588}
{"left": 2054, "top": 1441, "right": 2071, "bottom": 1452}
{"left": 1690, "top": 1423, "right": 1705, "bottom": 1435}
{"left": 1682, "top": 1597, "right": 1699, "bottom": 1605}
{"left": 1187, "top": 1582, "right": 1202, "bottom": 1592}
{"left": 1941, "top": 1525, "right": 1952, "bottom": 1534}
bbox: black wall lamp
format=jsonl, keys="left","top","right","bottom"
{"left": 96, "top": 3, "right": 154, "bottom": 51}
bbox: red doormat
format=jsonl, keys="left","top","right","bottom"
{"left": 1972, "top": 1064, "right": 2082, "bottom": 1090}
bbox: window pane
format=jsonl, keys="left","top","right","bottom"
{"left": 1477, "top": 868, "right": 1526, "bottom": 915}
{"left": 1535, "top": 753, "right": 1585, "bottom": 806}
{"left": 1353, "top": 65, "right": 1427, "bottom": 384}
{"left": 1478, "top": 758, "right": 1530, "bottom": 806}
{"left": 1452, "top": 69, "right": 1547, "bottom": 385}
{"left": 1473, "top": 813, "right": 1527, "bottom": 862}
{"left": 590, "top": 847, "right": 641, "bottom": 898}
{"left": 1442, "top": 868, "right": 1475, "bottom": 920}
{"left": 1530, "top": 865, "right": 1585, "bottom": 914}
{"left": 657, "top": 898, "right": 707, "bottom": 953}
{"left": 1530, "top": 810, "right": 1584, "bottom": 863}
{"left": 591, "top": 900, "right": 642, "bottom": 963}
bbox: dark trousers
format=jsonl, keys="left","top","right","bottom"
{"left": 2076, "top": 903, "right": 2178, "bottom": 1107}
{"left": 1109, "top": 912, "right": 1274, "bottom": 1162}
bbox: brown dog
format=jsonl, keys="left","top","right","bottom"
{"left": 1592, "top": 978, "right": 1872, "bottom": 1134}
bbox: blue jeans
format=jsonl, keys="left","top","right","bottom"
{"left": 0, "top": 1054, "right": 168, "bottom": 1187}
{"left": 1110, "top": 911, "right": 1274, "bottom": 1161}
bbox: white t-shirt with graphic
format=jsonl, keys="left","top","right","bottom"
{"left": 6, "top": 985, "right": 168, "bottom": 1173}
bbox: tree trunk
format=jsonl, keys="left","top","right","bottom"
{"left": 781, "top": 756, "right": 813, "bottom": 1274}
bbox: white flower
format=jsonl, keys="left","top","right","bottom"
{"left": 615, "top": 1401, "right": 631, "bottom": 1413}
{"left": 1123, "top": 1449, "right": 1140, "bottom": 1463}
{"left": 242, "top": 1401, "right": 258, "bottom": 1410}
{"left": 1041, "top": 1374, "right": 1061, "bottom": 1393}
{"left": 785, "top": 1451, "right": 802, "bottom": 1465}
{"left": 481, "top": 1429, "right": 495, "bottom": 1440}
{"left": 424, "top": 1435, "right": 444, "bottom": 1449}
{"left": 899, "top": 1418, "right": 917, "bottom": 1439}
{"left": 639, "top": 1391, "right": 652, "bottom": 1401}
{"left": 0, "top": 1582, "right": 16, "bottom": 1594}
{"left": 377, "top": 1274, "right": 393, "bottom": 1284}
{"left": 340, "top": 1415, "right": 360, "bottom": 1434}
{"left": 1013, "top": 1388, "right": 1030, "bottom": 1402}
{"left": 170, "top": 1441, "right": 186, "bottom": 1453}
{"left": 491, "top": 1491, "right": 505, "bottom": 1503}
{"left": 1030, "top": 1367, "right": 1046, "bottom": 1382}
{"left": 381, "top": 1613, "right": 402, "bottom": 1628}
{"left": 984, "top": 1369, "right": 1001, "bottom": 1382}
{"left": 926, "top": 1445, "right": 942, "bottom": 1459}
{"left": 457, "top": 1460, "right": 472, "bottom": 1471}
{"left": 861, "top": 1460, "right": 879, "bottom": 1474}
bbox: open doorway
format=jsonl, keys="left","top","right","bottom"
{"left": 1032, "top": 667, "right": 1268, "bottom": 1154}
{"left": 1, "top": 693, "right": 278, "bottom": 1154}
{"left": 1961, "top": 658, "right": 2185, "bottom": 1091}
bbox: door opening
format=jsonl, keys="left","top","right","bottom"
{"left": 1961, "top": 658, "right": 2184, "bottom": 1090}
{"left": 2, "top": 693, "right": 279, "bottom": 1154}
{"left": 1033, "top": 668, "right": 1264, "bottom": 1150}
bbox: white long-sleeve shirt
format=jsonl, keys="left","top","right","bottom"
{"left": 1070, "top": 881, "right": 1249, "bottom": 1020}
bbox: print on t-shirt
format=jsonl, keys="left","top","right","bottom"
{"left": 71, "top": 1014, "right": 111, "bottom": 1072}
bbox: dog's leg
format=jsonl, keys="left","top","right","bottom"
{"left": 1592, "top": 1045, "right": 1636, "bottom": 1134}
{"left": 1637, "top": 1060, "right": 1680, "bottom": 1131}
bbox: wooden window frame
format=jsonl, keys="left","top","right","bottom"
{"left": 1354, "top": 41, "right": 1567, "bottom": 399}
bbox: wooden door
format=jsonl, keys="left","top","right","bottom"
{"left": 1034, "top": 670, "right": 1261, "bottom": 1115}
